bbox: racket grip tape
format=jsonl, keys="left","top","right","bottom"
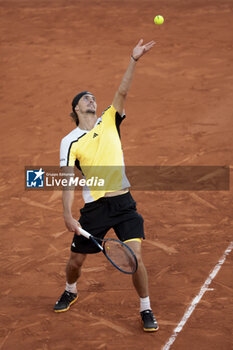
{"left": 78, "top": 227, "right": 91, "bottom": 239}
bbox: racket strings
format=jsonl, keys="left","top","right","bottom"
{"left": 104, "top": 240, "right": 137, "bottom": 273}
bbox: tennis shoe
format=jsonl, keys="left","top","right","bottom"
{"left": 140, "top": 309, "right": 159, "bottom": 332}
{"left": 54, "top": 290, "right": 78, "bottom": 312}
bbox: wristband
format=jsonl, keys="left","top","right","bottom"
{"left": 131, "top": 55, "right": 138, "bottom": 62}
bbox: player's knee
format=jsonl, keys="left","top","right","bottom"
{"left": 68, "top": 253, "right": 86, "bottom": 270}
{"left": 126, "top": 241, "right": 143, "bottom": 261}
{"left": 132, "top": 245, "right": 144, "bottom": 266}
{"left": 135, "top": 251, "right": 143, "bottom": 266}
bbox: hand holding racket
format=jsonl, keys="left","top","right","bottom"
{"left": 78, "top": 227, "right": 138, "bottom": 274}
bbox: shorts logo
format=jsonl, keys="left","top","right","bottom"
{"left": 26, "top": 168, "right": 45, "bottom": 188}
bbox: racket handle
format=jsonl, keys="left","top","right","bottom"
{"left": 78, "top": 227, "right": 91, "bottom": 239}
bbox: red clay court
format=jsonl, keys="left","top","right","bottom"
{"left": 1, "top": 0, "right": 233, "bottom": 349}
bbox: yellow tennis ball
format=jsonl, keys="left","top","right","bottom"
{"left": 154, "top": 15, "right": 164, "bottom": 25}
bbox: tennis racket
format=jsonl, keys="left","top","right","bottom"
{"left": 78, "top": 227, "right": 138, "bottom": 274}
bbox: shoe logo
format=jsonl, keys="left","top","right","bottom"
{"left": 93, "top": 132, "right": 98, "bottom": 138}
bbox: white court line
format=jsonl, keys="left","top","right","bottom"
{"left": 162, "top": 241, "right": 233, "bottom": 350}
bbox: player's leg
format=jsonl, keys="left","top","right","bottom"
{"left": 66, "top": 251, "right": 87, "bottom": 284}
{"left": 111, "top": 192, "right": 159, "bottom": 332}
{"left": 54, "top": 252, "right": 86, "bottom": 313}
{"left": 125, "top": 239, "right": 148, "bottom": 297}
{"left": 125, "top": 239, "right": 159, "bottom": 332}
{"left": 54, "top": 229, "right": 99, "bottom": 313}
{"left": 54, "top": 199, "right": 109, "bottom": 313}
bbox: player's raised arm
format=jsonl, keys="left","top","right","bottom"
{"left": 112, "top": 39, "right": 155, "bottom": 115}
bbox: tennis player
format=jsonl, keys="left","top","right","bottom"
{"left": 54, "top": 39, "right": 159, "bottom": 332}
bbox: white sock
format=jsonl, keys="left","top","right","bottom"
{"left": 140, "top": 296, "right": 151, "bottom": 312}
{"left": 65, "top": 281, "right": 77, "bottom": 294}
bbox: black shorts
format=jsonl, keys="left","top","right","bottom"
{"left": 71, "top": 191, "right": 145, "bottom": 254}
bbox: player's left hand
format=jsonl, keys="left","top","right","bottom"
{"left": 132, "top": 39, "right": 155, "bottom": 61}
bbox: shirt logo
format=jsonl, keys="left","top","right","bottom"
{"left": 26, "top": 168, "right": 45, "bottom": 188}
{"left": 93, "top": 132, "right": 98, "bottom": 138}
